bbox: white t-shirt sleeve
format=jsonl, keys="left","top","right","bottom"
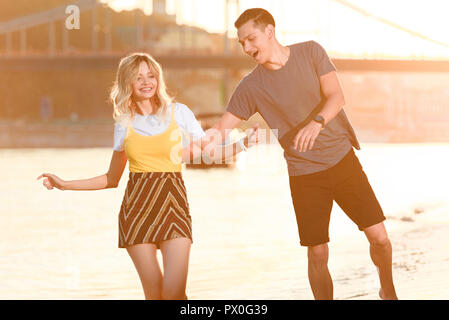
{"left": 113, "top": 122, "right": 127, "bottom": 152}
{"left": 175, "top": 103, "right": 206, "bottom": 147}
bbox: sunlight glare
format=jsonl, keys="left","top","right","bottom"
{"left": 101, "top": 0, "right": 449, "bottom": 59}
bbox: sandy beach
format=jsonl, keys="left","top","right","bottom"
{"left": 1, "top": 143, "right": 448, "bottom": 300}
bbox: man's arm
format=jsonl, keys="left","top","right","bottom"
{"left": 180, "top": 111, "right": 243, "bottom": 163}
{"left": 211, "top": 111, "right": 243, "bottom": 144}
{"left": 293, "top": 70, "right": 345, "bottom": 152}
{"left": 316, "top": 70, "right": 346, "bottom": 127}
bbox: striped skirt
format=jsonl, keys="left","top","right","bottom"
{"left": 118, "top": 172, "right": 192, "bottom": 249}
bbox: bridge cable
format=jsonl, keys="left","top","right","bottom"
{"left": 330, "top": 0, "right": 449, "bottom": 49}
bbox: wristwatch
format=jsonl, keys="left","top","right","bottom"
{"left": 312, "top": 115, "right": 325, "bottom": 129}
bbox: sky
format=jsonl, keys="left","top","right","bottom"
{"left": 102, "top": 0, "right": 449, "bottom": 59}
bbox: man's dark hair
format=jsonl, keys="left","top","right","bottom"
{"left": 234, "top": 8, "right": 275, "bottom": 30}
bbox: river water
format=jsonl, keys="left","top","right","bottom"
{"left": 1, "top": 143, "right": 448, "bottom": 299}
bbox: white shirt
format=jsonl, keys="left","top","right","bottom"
{"left": 113, "top": 102, "right": 206, "bottom": 152}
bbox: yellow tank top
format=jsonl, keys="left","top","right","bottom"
{"left": 124, "top": 104, "right": 183, "bottom": 172}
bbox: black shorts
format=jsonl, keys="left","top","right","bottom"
{"left": 289, "top": 148, "right": 386, "bottom": 247}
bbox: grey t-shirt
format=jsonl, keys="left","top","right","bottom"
{"left": 227, "top": 40, "right": 360, "bottom": 176}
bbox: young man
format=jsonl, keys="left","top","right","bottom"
{"left": 211, "top": 8, "right": 398, "bottom": 300}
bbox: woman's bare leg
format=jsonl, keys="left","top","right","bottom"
{"left": 126, "top": 243, "right": 163, "bottom": 300}
{"left": 160, "top": 237, "right": 192, "bottom": 300}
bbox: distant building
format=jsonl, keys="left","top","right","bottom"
{"left": 144, "top": 0, "right": 222, "bottom": 54}
{"left": 0, "top": 0, "right": 225, "bottom": 55}
{"left": 152, "top": 0, "right": 170, "bottom": 17}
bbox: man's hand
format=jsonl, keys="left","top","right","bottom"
{"left": 293, "top": 120, "right": 322, "bottom": 152}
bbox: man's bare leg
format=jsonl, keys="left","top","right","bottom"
{"left": 307, "top": 243, "right": 333, "bottom": 300}
{"left": 363, "top": 222, "right": 398, "bottom": 300}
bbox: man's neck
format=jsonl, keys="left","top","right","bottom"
{"left": 262, "top": 43, "right": 290, "bottom": 70}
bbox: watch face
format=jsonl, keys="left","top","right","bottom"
{"left": 314, "top": 115, "right": 325, "bottom": 127}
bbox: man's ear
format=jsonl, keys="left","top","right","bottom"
{"left": 266, "top": 24, "right": 275, "bottom": 39}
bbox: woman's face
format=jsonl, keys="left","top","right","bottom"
{"left": 131, "top": 61, "right": 158, "bottom": 102}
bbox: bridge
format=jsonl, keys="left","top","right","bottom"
{"left": 1, "top": 0, "right": 449, "bottom": 72}
{"left": 0, "top": 0, "right": 448, "bottom": 144}
{"left": 1, "top": 54, "right": 449, "bottom": 72}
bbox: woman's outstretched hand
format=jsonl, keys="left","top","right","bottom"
{"left": 37, "top": 173, "right": 66, "bottom": 190}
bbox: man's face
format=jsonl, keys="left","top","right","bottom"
{"left": 237, "top": 20, "right": 272, "bottom": 64}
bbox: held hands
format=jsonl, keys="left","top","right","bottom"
{"left": 293, "top": 120, "right": 322, "bottom": 152}
{"left": 244, "top": 124, "right": 261, "bottom": 148}
{"left": 37, "top": 173, "right": 66, "bottom": 190}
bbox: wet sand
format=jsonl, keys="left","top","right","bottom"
{"left": 1, "top": 143, "right": 448, "bottom": 299}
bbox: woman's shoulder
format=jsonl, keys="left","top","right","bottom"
{"left": 174, "top": 101, "right": 191, "bottom": 112}
{"left": 173, "top": 102, "right": 196, "bottom": 118}
{"left": 114, "top": 114, "right": 133, "bottom": 130}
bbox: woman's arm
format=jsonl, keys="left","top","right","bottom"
{"left": 37, "top": 150, "right": 128, "bottom": 191}
{"left": 181, "top": 124, "right": 259, "bottom": 164}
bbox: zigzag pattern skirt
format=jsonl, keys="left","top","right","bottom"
{"left": 118, "top": 172, "right": 192, "bottom": 249}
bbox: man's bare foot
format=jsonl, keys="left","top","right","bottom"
{"left": 379, "top": 288, "right": 398, "bottom": 300}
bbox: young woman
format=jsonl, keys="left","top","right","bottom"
{"left": 37, "top": 52, "right": 259, "bottom": 300}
